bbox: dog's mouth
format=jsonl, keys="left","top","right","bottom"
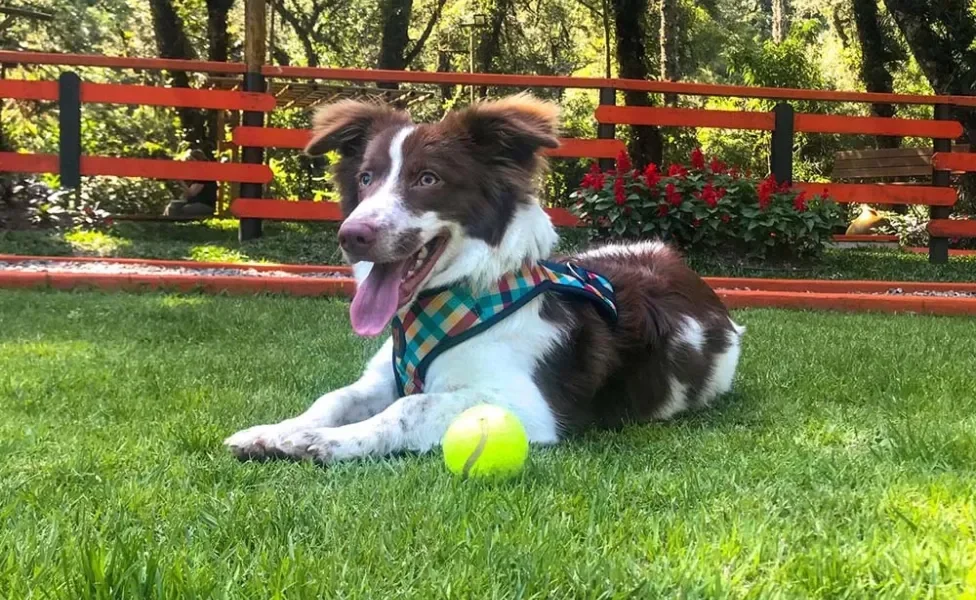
{"left": 350, "top": 235, "right": 449, "bottom": 337}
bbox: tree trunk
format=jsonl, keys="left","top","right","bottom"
{"left": 206, "top": 0, "right": 234, "bottom": 159}
{"left": 377, "top": 0, "right": 445, "bottom": 91}
{"left": 206, "top": 0, "right": 234, "bottom": 62}
{"left": 611, "top": 0, "right": 662, "bottom": 168}
{"left": 475, "top": 0, "right": 513, "bottom": 98}
{"left": 659, "top": 0, "right": 679, "bottom": 105}
{"left": 378, "top": 0, "right": 412, "bottom": 71}
{"left": 148, "top": 0, "right": 211, "bottom": 155}
{"left": 437, "top": 51, "right": 457, "bottom": 104}
{"left": 852, "top": 0, "right": 899, "bottom": 148}
{"left": 883, "top": 0, "right": 976, "bottom": 210}
{"left": 772, "top": 0, "right": 789, "bottom": 43}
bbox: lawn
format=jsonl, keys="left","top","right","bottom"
{"left": 2, "top": 220, "right": 976, "bottom": 282}
{"left": 2, "top": 289, "right": 976, "bottom": 598}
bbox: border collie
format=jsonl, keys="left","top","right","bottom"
{"left": 225, "top": 95, "right": 744, "bottom": 463}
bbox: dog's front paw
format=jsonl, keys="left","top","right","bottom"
{"left": 224, "top": 424, "right": 290, "bottom": 461}
{"left": 224, "top": 425, "right": 337, "bottom": 463}
{"left": 276, "top": 430, "right": 338, "bottom": 463}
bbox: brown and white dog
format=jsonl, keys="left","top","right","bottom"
{"left": 225, "top": 95, "right": 744, "bottom": 462}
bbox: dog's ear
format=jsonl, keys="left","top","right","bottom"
{"left": 454, "top": 93, "right": 560, "bottom": 168}
{"left": 305, "top": 100, "right": 411, "bottom": 158}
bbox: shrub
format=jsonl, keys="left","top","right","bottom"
{"left": 569, "top": 148, "right": 844, "bottom": 259}
{"left": 2, "top": 177, "right": 113, "bottom": 231}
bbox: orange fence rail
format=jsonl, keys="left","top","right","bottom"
{"left": 0, "top": 152, "right": 272, "bottom": 183}
{"left": 0, "top": 79, "right": 274, "bottom": 111}
{"left": 230, "top": 126, "right": 625, "bottom": 159}
{"left": 5, "top": 50, "right": 976, "bottom": 106}
{"left": 1, "top": 51, "right": 974, "bottom": 262}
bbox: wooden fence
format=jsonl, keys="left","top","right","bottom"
{"left": 1, "top": 50, "right": 974, "bottom": 263}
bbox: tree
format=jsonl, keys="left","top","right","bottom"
{"left": 148, "top": 0, "right": 211, "bottom": 154}
{"left": 610, "top": 0, "right": 662, "bottom": 167}
{"left": 771, "top": 0, "right": 789, "bottom": 43}
{"left": 206, "top": 0, "right": 235, "bottom": 62}
{"left": 883, "top": 0, "right": 976, "bottom": 204}
{"left": 659, "top": 0, "right": 679, "bottom": 104}
{"left": 575, "top": 0, "right": 612, "bottom": 78}
{"left": 850, "top": 0, "right": 903, "bottom": 148}
{"left": 377, "top": 0, "right": 446, "bottom": 80}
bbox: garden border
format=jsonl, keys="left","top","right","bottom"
{"left": 1, "top": 256, "right": 974, "bottom": 316}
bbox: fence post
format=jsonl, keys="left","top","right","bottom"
{"left": 239, "top": 0, "right": 267, "bottom": 242}
{"left": 597, "top": 87, "right": 616, "bottom": 171}
{"left": 929, "top": 103, "right": 953, "bottom": 264}
{"left": 770, "top": 102, "right": 794, "bottom": 186}
{"left": 58, "top": 71, "right": 82, "bottom": 190}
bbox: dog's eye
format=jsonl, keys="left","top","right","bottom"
{"left": 358, "top": 172, "right": 373, "bottom": 188}
{"left": 416, "top": 171, "right": 440, "bottom": 187}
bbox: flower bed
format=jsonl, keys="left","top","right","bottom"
{"left": 570, "top": 149, "right": 843, "bottom": 259}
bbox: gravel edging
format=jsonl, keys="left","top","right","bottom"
{"left": 0, "top": 259, "right": 347, "bottom": 279}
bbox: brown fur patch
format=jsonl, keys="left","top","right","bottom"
{"left": 534, "top": 244, "right": 737, "bottom": 432}
{"left": 305, "top": 100, "right": 411, "bottom": 217}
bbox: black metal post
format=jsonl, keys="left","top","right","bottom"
{"left": 58, "top": 71, "right": 82, "bottom": 190}
{"left": 770, "top": 102, "right": 794, "bottom": 186}
{"left": 597, "top": 87, "right": 616, "bottom": 172}
{"left": 238, "top": 71, "right": 266, "bottom": 241}
{"left": 929, "top": 103, "right": 953, "bottom": 264}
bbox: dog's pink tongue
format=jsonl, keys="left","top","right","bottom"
{"left": 350, "top": 261, "right": 404, "bottom": 337}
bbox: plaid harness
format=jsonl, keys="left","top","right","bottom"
{"left": 391, "top": 260, "right": 617, "bottom": 397}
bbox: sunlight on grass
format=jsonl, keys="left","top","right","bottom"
{"left": 199, "top": 218, "right": 240, "bottom": 232}
{"left": 1, "top": 292, "right": 975, "bottom": 597}
{"left": 188, "top": 244, "right": 250, "bottom": 263}
{"left": 156, "top": 295, "right": 212, "bottom": 308}
{"left": 64, "top": 229, "right": 131, "bottom": 256}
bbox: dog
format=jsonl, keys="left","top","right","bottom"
{"left": 224, "top": 94, "right": 744, "bottom": 463}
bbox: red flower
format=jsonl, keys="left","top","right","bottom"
{"left": 665, "top": 182, "right": 682, "bottom": 206}
{"left": 691, "top": 147, "right": 706, "bottom": 170}
{"left": 613, "top": 176, "right": 626, "bottom": 206}
{"left": 709, "top": 157, "right": 727, "bottom": 174}
{"left": 692, "top": 218, "right": 702, "bottom": 227}
{"left": 658, "top": 204, "right": 669, "bottom": 217}
{"left": 581, "top": 162, "right": 605, "bottom": 190}
{"left": 616, "top": 150, "right": 632, "bottom": 174}
{"left": 757, "top": 175, "right": 777, "bottom": 210}
{"left": 716, "top": 186, "right": 727, "bottom": 200}
{"left": 699, "top": 182, "right": 719, "bottom": 208}
{"left": 643, "top": 163, "right": 661, "bottom": 187}
{"left": 721, "top": 214, "right": 731, "bottom": 223}
{"left": 667, "top": 164, "right": 688, "bottom": 178}
{"left": 792, "top": 190, "right": 808, "bottom": 212}
{"left": 729, "top": 166, "right": 740, "bottom": 179}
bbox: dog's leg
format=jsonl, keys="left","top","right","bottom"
{"left": 224, "top": 339, "right": 398, "bottom": 459}
{"left": 245, "top": 380, "right": 560, "bottom": 464}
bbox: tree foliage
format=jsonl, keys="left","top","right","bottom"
{"left": 2, "top": 0, "right": 974, "bottom": 216}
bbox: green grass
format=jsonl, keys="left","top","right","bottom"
{"left": 2, "top": 289, "right": 976, "bottom": 597}
{"left": 2, "top": 220, "right": 976, "bottom": 281}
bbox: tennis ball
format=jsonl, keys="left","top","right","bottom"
{"left": 442, "top": 405, "right": 529, "bottom": 479}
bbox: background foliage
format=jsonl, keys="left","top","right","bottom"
{"left": 1, "top": 0, "right": 973, "bottom": 235}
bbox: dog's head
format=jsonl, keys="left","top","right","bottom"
{"left": 306, "top": 94, "right": 560, "bottom": 336}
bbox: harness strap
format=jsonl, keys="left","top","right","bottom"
{"left": 391, "top": 260, "right": 617, "bottom": 397}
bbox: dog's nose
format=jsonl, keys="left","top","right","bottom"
{"left": 338, "top": 221, "right": 377, "bottom": 258}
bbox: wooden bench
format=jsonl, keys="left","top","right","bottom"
{"left": 832, "top": 144, "right": 969, "bottom": 183}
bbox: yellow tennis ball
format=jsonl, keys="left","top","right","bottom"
{"left": 442, "top": 405, "right": 529, "bottom": 479}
